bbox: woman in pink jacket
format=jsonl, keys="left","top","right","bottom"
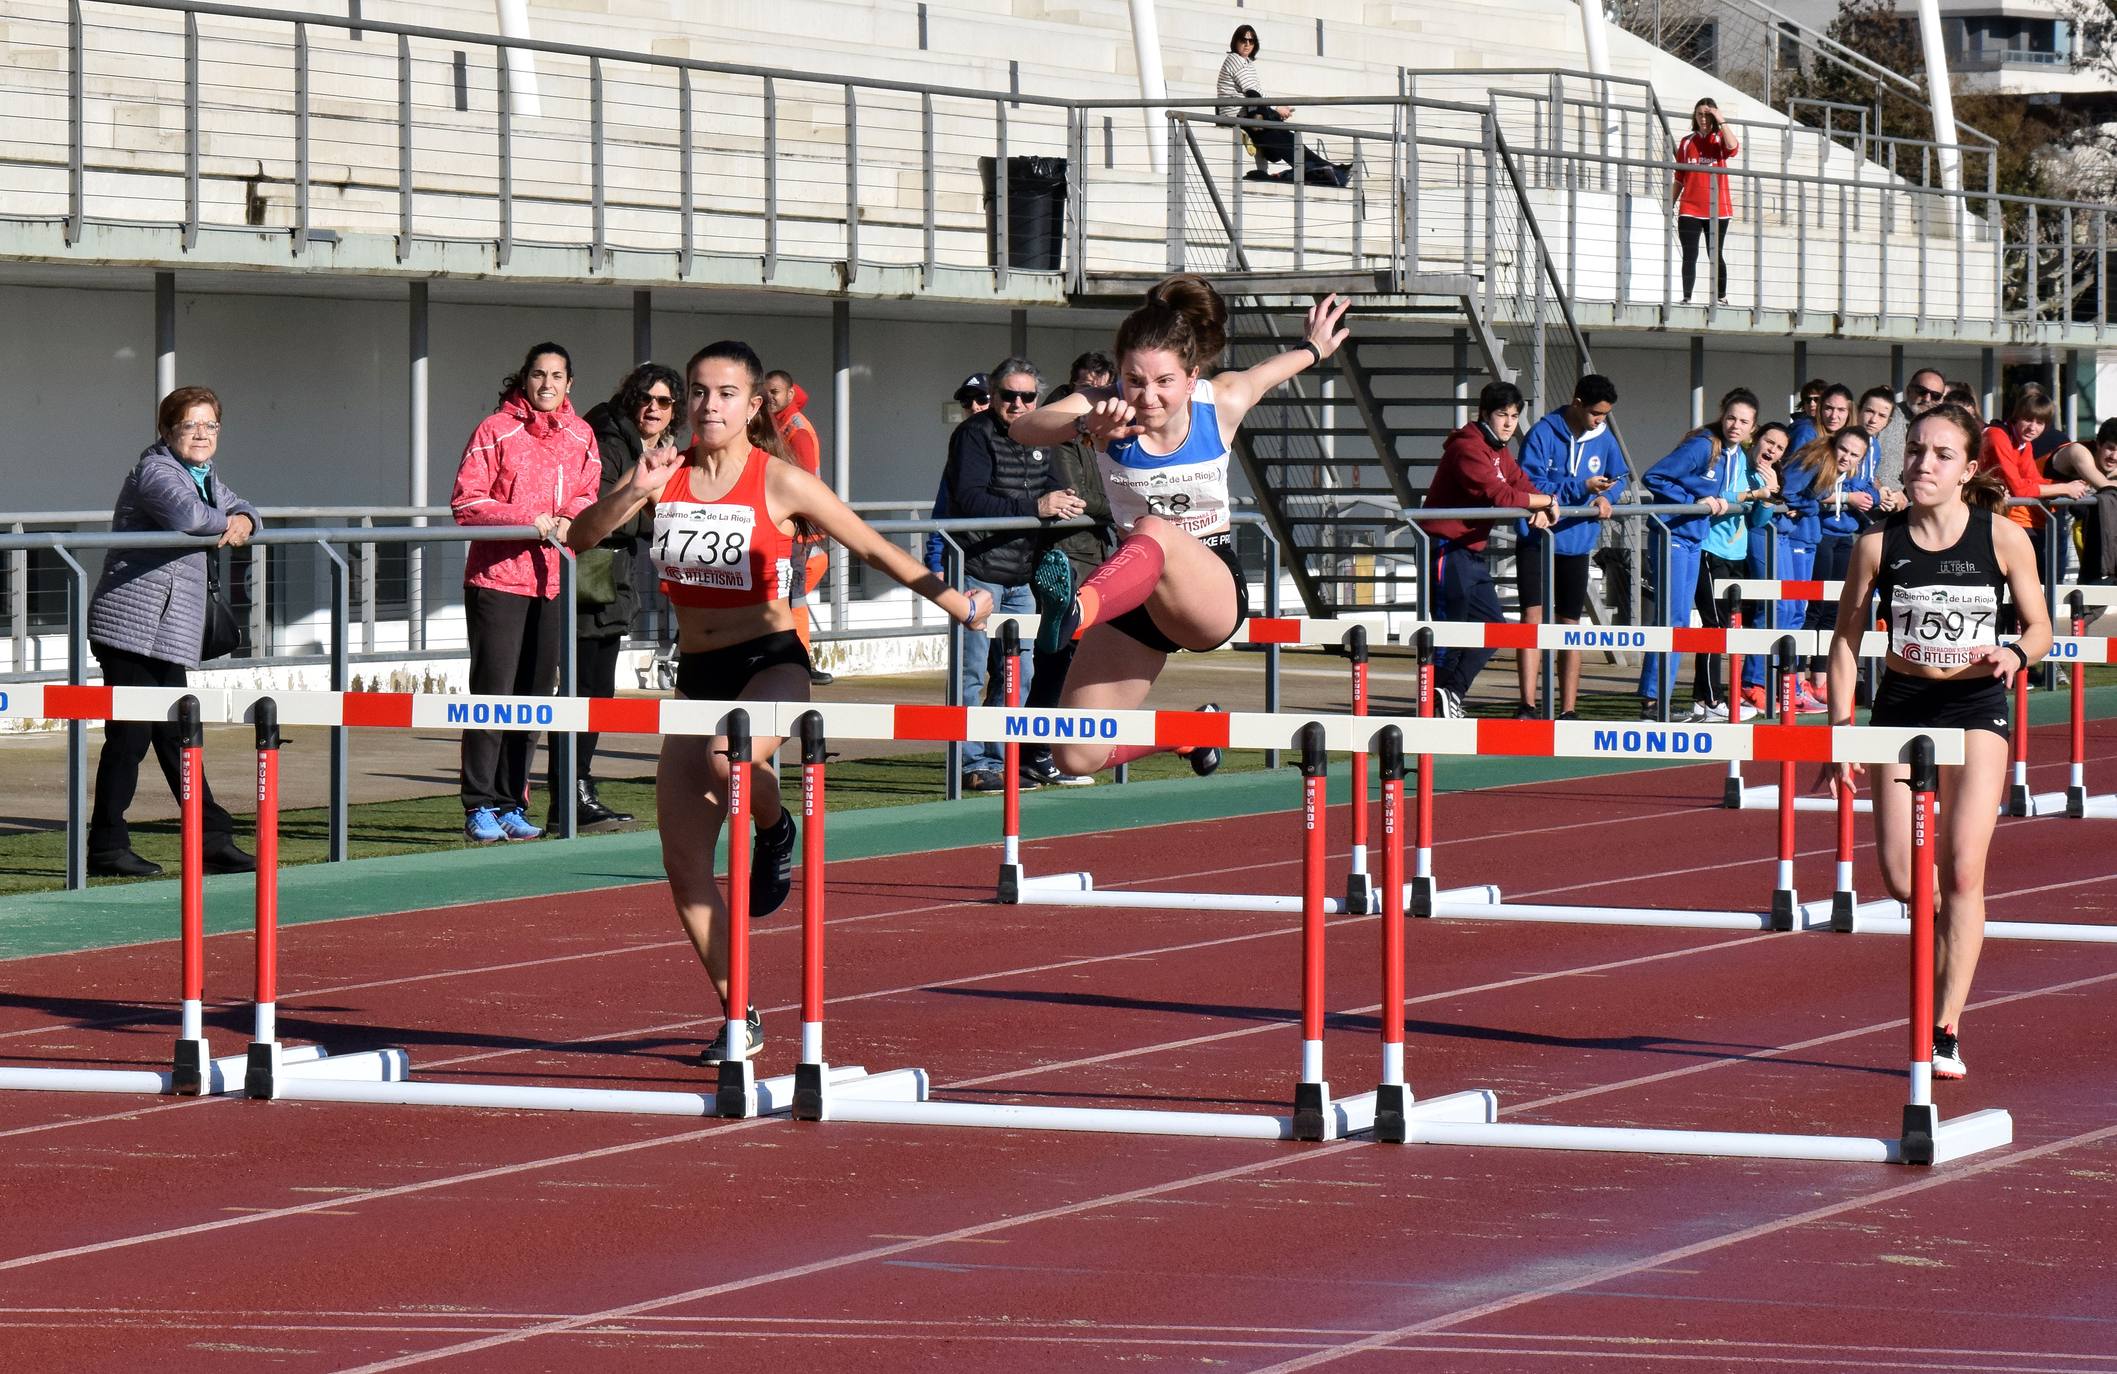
{"left": 451, "top": 341, "right": 602, "bottom": 843}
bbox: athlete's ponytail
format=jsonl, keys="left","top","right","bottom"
{"left": 1114, "top": 273, "right": 1228, "bottom": 372}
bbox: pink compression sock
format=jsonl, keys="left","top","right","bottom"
{"left": 1073, "top": 533, "right": 1166, "bottom": 635}
{"left": 1104, "top": 744, "right": 1168, "bottom": 767}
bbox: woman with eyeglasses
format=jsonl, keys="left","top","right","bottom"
{"left": 84, "top": 385, "right": 260, "bottom": 879}
{"left": 451, "top": 341, "right": 603, "bottom": 846}
{"left": 567, "top": 340, "right": 993, "bottom": 1066}
{"left": 562, "top": 361, "right": 685, "bottom": 832}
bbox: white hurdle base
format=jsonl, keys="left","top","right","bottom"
{"left": 2029, "top": 789, "right": 2117, "bottom": 819}
{"left": 1818, "top": 896, "right": 2117, "bottom": 944}
{"left": 813, "top": 1078, "right": 1495, "bottom": 1142}
{"left": 1734, "top": 783, "right": 1872, "bottom": 814}
{"left": 1402, "top": 1105, "right": 2013, "bottom": 1164}
{"left": 1015, "top": 871, "right": 1500, "bottom": 916}
{"left": 1424, "top": 894, "right": 1798, "bottom": 932}
{"left": 273, "top": 1059, "right": 901, "bottom": 1116}
{"left": 0, "top": 1044, "right": 331, "bottom": 1097}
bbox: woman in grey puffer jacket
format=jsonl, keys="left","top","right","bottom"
{"left": 84, "top": 386, "right": 260, "bottom": 879}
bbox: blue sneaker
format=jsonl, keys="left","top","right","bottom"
{"left": 464, "top": 807, "right": 506, "bottom": 844}
{"left": 496, "top": 807, "right": 543, "bottom": 840}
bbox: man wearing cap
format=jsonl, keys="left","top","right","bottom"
{"left": 927, "top": 374, "right": 992, "bottom": 577}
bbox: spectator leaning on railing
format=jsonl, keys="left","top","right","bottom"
{"left": 451, "top": 341, "right": 601, "bottom": 846}
{"left": 1979, "top": 385, "right": 2087, "bottom": 582}
{"left": 1636, "top": 388, "right": 1756, "bottom": 720}
{"left": 84, "top": 385, "right": 260, "bottom": 880}
{"left": 1420, "top": 380, "right": 1557, "bottom": 720}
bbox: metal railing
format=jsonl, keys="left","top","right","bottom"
{"left": 1, "top": 508, "right": 1291, "bottom": 888}
{"left": 0, "top": 0, "right": 2108, "bottom": 335}
{"left": 1611, "top": 0, "right": 1997, "bottom": 159}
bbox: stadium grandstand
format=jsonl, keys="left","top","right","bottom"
{"left": 0, "top": 0, "right": 2109, "bottom": 662}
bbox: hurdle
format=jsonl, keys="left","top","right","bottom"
{"left": 212, "top": 698, "right": 921, "bottom": 1118}
{"left": 993, "top": 614, "right": 1502, "bottom": 917}
{"left": 1403, "top": 631, "right": 1822, "bottom": 933}
{"left": 790, "top": 708, "right": 1488, "bottom": 1141}
{"left": 1373, "top": 732, "right": 2011, "bottom": 1165}
{"left": 0, "top": 690, "right": 306, "bottom": 1100}
{"left": 1717, "top": 578, "right": 2117, "bottom": 817}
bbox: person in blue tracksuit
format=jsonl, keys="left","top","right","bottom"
{"left": 1637, "top": 388, "right": 1758, "bottom": 715}
{"left": 1514, "top": 373, "right": 1627, "bottom": 718}
{"left": 1801, "top": 425, "right": 1879, "bottom": 698}
{"left": 1692, "top": 421, "right": 1770, "bottom": 718}
{"left": 1777, "top": 384, "right": 1852, "bottom": 669}
{"left": 1740, "top": 421, "right": 1790, "bottom": 704}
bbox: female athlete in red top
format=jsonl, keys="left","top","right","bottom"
{"left": 569, "top": 340, "right": 990, "bottom": 1065}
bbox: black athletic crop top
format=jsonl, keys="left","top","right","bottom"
{"left": 1874, "top": 509, "right": 2009, "bottom": 671}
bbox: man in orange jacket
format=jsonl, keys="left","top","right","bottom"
{"left": 766, "top": 369, "right": 835, "bottom": 684}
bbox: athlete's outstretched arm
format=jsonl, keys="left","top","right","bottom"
{"left": 1979, "top": 517, "right": 2052, "bottom": 675}
{"left": 1211, "top": 294, "right": 1352, "bottom": 427}
{"left": 768, "top": 462, "right": 990, "bottom": 626}
{"left": 1820, "top": 528, "right": 1884, "bottom": 792}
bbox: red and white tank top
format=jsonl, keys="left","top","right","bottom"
{"left": 651, "top": 449, "right": 798, "bottom": 608}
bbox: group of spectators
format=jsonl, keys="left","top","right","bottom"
{"left": 1422, "top": 363, "right": 2117, "bottom": 721}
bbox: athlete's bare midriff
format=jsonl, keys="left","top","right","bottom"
{"left": 672, "top": 599, "right": 798, "bottom": 653}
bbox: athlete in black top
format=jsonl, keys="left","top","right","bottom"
{"left": 1823, "top": 403, "right": 2051, "bottom": 1081}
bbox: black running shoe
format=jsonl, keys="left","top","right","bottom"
{"left": 750, "top": 811, "right": 797, "bottom": 918}
{"left": 1032, "top": 554, "right": 1077, "bottom": 657}
{"left": 1186, "top": 703, "right": 1224, "bottom": 778}
{"left": 697, "top": 1005, "right": 764, "bottom": 1066}
{"left": 1932, "top": 1024, "right": 1966, "bottom": 1080}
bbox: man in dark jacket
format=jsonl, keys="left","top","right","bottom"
{"left": 1017, "top": 411, "right": 1113, "bottom": 787}
{"left": 942, "top": 358, "right": 1084, "bottom": 791}
{"left": 1421, "top": 380, "right": 1556, "bottom": 718}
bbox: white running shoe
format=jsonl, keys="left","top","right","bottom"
{"left": 1436, "top": 688, "right": 1466, "bottom": 720}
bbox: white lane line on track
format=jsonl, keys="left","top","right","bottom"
{"left": 1242, "top": 1119, "right": 2117, "bottom": 1374}
{"left": 326, "top": 1118, "right": 2117, "bottom": 1372}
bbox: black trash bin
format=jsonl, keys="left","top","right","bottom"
{"left": 979, "top": 155, "right": 1068, "bottom": 272}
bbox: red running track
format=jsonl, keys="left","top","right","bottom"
{"left": 1, "top": 754, "right": 2116, "bottom": 1372}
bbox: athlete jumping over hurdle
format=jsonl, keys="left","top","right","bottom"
{"left": 1820, "top": 403, "right": 2052, "bottom": 1082}
{"left": 568, "top": 340, "right": 992, "bottom": 1066}
{"left": 1011, "top": 274, "right": 1352, "bottom": 778}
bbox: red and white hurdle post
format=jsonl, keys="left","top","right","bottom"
{"left": 1371, "top": 725, "right": 1411, "bottom": 1143}
{"left": 1292, "top": 721, "right": 1333, "bottom": 1142}
{"left": 2007, "top": 663, "right": 2033, "bottom": 817}
{"left": 1768, "top": 637, "right": 1800, "bottom": 932}
{"left": 1409, "top": 628, "right": 1438, "bottom": 918}
{"left": 244, "top": 700, "right": 283, "bottom": 1094}
{"left": 715, "top": 708, "right": 758, "bottom": 1119}
{"left": 1344, "top": 623, "right": 1373, "bottom": 915}
{"left": 996, "top": 620, "right": 1025, "bottom": 902}
{"left": 173, "top": 695, "right": 211, "bottom": 1094}
{"left": 1900, "top": 735, "right": 1942, "bottom": 1164}
{"left": 793, "top": 710, "right": 832, "bottom": 1120}
{"left": 2067, "top": 592, "right": 2091, "bottom": 818}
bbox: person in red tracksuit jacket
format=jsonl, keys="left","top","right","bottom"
{"left": 765, "top": 369, "right": 834, "bottom": 683}
{"left": 1421, "top": 380, "right": 1557, "bottom": 717}
{"left": 451, "top": 340, "right": 602, "bottom": 844}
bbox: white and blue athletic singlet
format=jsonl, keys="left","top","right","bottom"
{"left": 1099, "top": 378, "right": 1233, "bottom": 539}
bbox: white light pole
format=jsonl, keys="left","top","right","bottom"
{"left": 1125, "top": 0, "right": 1168, "bottom": 173}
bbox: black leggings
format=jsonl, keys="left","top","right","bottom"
{"left": 1690, "top": 552, "right": 1744, "bottom": 707}
{"left": 1678, "top": 215, "right": 1729, "bottom": 300}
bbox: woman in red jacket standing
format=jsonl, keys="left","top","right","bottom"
{"left": 1673, "top": 97, "right": 1740, "bottom": 306}
{"left": 451, "top": 341, "right": 603, "bottom": 844}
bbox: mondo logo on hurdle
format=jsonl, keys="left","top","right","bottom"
{"left": 1713, "top": 579, "right": 2117, "bottom": 819}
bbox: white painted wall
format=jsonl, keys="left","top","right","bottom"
{"left": 0, "top": 281, "right": 1110, "bottom": 517}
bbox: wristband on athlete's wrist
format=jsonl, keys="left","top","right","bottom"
{"left": 2006, "top": 642, "right": 2030, "bottom": 672}
{"left": 1294, "top": 340, "right": 1322, "bottom": 367}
